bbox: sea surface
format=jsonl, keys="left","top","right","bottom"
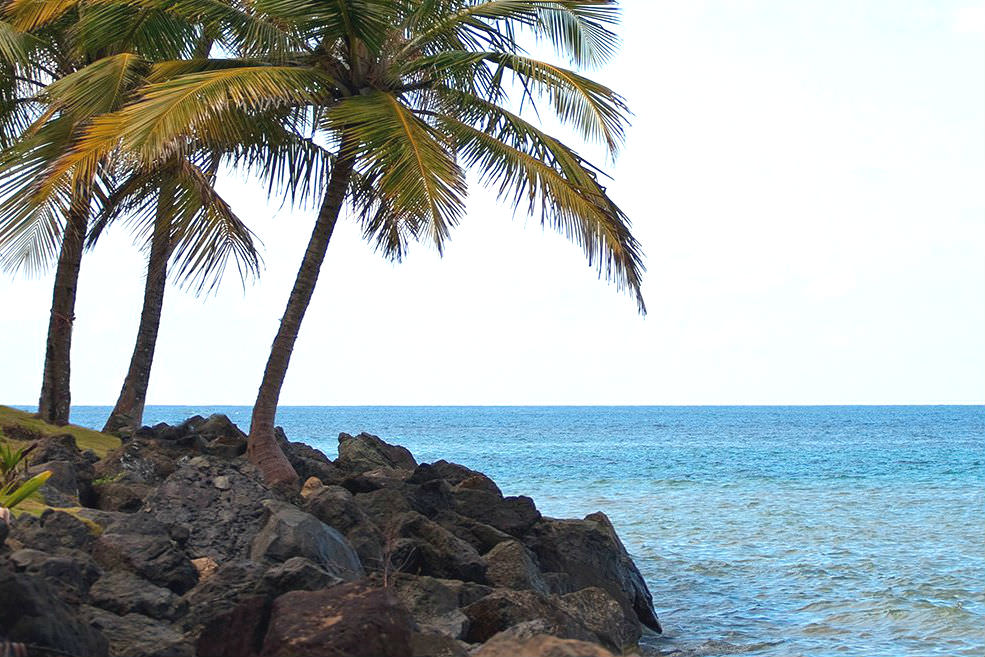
{"left": 62, "top": 405, "right": 984, "bottom": 657}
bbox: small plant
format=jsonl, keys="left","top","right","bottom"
{"left": 0, "top": 441, "right": 35, "bottom": 490}
{"left": 0, "top": 470, "right": 51, "bottom": 510}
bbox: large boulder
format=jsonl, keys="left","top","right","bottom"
{"left": 260, "top": 582, "right": 415, "bottom": 657}
{"left": 250, "top": 499, "right": 363, "bottom": 580}
{"left": 409, "top": 461, "right": 502, "bottom": 496}
{"left": 85, "top": 606, "right": 193, "bottom": 657}
{"left": 434, "top": 510, "right": 512, "bottom": 554}
{"left": 180, "top": 560, "right": 266, "bottom": 633}
{"left": 524, "top": 513, "right": 661, "bottom": 632}
{"left": 8, "top": 509, "right": 96, "bottom": 553}
{"left": 7, "top": 547, "right": 101, "bottom": 604}
{"left": 558, "top": 587, "right": 641, "bottom": 653}
{"left": 281, "top": 436, "right": 345, "bottom": 484}
{"left": 195, "top": 594, "right": 272, "bottom": 657}
{"left": 336, "top": 432, "right": 417, "bottom": 473}
{"left": 143, "top": 455, "right": 271, "bottom": 562}
{"left": 452, "top": 489, "right": 541, "bottom": 536}
{"left": 93, "top": 438, "right": 178, "bottom": 510}
{"left": 91, "top": 516, "right": 197, "bottom": 594}
{"left": 89, "top": 570, "right": 186, "bottom": 620}
{"left": 390, "top": 574, "right": 492, "bottom": 640}
{"left": 392, "top": 511, "right": 486, "bottom": 583}
{"left": 484, "top": 539, "right": 549, "bottom": 594}
{"left": 461, "top": 589, "right": 596, "bottom": 645}
{"left": 0, "top": 567, "right": 109, "bottom": 657}
{"left": 259, "top": 556, "right": 343, "bottom": 595}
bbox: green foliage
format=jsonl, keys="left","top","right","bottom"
{"left": 0, "top": 469, "right": 50, "bottom": 509}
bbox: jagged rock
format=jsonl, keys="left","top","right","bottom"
{"left": 91, "top": 521, "right": 197, "bottom": 594}
{"left": 195, "top": 595, "right": 271, "bottom": 657}
{"left": 195, "top": 414, "right": 245, "bottom": 440}
{"left": 7, "top": 547, "right": 101, "bottom": 604}
{"left": 524, "top": 513, "right": 661, "bottom": 632}
{"left": 473, "top": 631, "right": 616, "bottom": 657}
{"left": 409, "top": 461, "right": 502, "bottom": 496}
{"left": 452, "top": 489, "right": 541, "bottom": 536}
{"left": 250, "top": 499, "right": 363, "bottom": 580}
{"left": 191, "top": 556, "right": 219, "bottom": 580}
{"left": 390, "top": 574, "right": 492, "bottom": 640}
{"left": 143, "top": 456, "right": 271, "bottom": 562}
{"left": 95, "top": 481, "right": 150, "bottom": 512}
{"left": 9, "top": 509, "right": 96, "bottom": 552}
{"left": 259, "top": 556, "right": 343, "bottom": 595}
{"left": 27, "top": 434, "right": 96, "bottom": 506}
{"left": 434, "top": 510, "right": 512, "bottom": 554}
{"left": 260, "top": 582, "right": 415, "bottom": 657}
{"left": 303, "top": 485, "right": 385, "bottom": 569}
{"left": 352, "top": 487, "right": 413, "bottom": 526}
{"left": 484, "top": 540, "right": 549, "bottom": 593}
{"left": 461, "top": 589, "right": 596, "bottom": 645}
{"left": 392, "top": 511, "right": 486, "bottom": 583}
{"left": 85, "top": 606, "right": 193, "bottom": 657}
{"left": 0, "top": 567, "right": 109, "bottom": 657}
{"left": 95, "top": 438, "right": 177, "bottom": 487}
{"left": 180, "top": 561, "right": 266, "bottom": 633}
{"left": 282, "top": 439, "right": 346, "bottom": 484}
{"left": 337, "top": 432, "right": 417, "bottom": 473}
{"left": 89, "top": 570, "right": 186, "bottom": 620}
{"left": 558, "top": 587, "right": 641, "bottom": 653}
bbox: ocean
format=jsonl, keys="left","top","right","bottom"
{"left": 63, "top": 405, "right": 984, "bottom": 657}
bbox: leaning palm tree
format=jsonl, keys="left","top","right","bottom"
{"left": 46, "top": 0, "right": 645, "bottom": 489}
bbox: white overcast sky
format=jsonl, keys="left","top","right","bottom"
{"left": 2, "top": 0, "right": 984, "bottom": 406}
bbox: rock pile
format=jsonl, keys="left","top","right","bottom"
{"left": 0, "top": 416, "right": 661, "bottom": 657}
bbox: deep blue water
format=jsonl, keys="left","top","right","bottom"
{"left": 62, "top": 405, "right": 984, "bottom": 657}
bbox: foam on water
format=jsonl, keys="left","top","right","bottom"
{"left": 63, "top": 405, "right": 984, "bottom": 657}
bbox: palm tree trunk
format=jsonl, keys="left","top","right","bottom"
{"left": 37, "top": 192, "right": 90, "bottom": 425}
{"left": 248, "top": 144, "right": 357, "bottom": 489}
{"left": 102, "top": 190, "right": 173, "bottom": 434}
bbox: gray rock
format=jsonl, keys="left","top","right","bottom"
{"left": 337, "top": 432, "right": 417, "bottom": 473}
{"left": 451, "top": 489, "right": 541, "bottom": 536}
{"left": 89, "top": 570, "right": 186, "bottom": 620}
{"left": 392, "top": 511, "right": 486, "bottom": 583}
{"left": 8, "top": 547, "right": 101, "bottom": 603}
{"left": 259, "top": 556, "right": 343, "bottom": 595}
{"left": 8, "top": 509, "right": 96, "bottom": 552}
{"left": 85, "top": 606, "right": 193, "bottom": 657}
{"left": 461, "top": 589, "right": 596, "bottom": 645}
{"left": 180, "top": 560, "right": 266, "bottom": 633}
{"left": 558, "top": 587, "right": 641, "bottom": 653}
{"left": 391, "top": 574, "right": 492, "bottom": 640}
{"left": 434, "top": 510, "right": 513, "bottom": 554}
{"left": 409, "top": 460, "right": 502, "bottom": 496}
{"left": 250, "top": 499, "right": 363, "bottom": 579}
{"left": 92, "top": 528, "right": 197, "bottom": 594}
{"left": 484, "top": 540, "right": 549, "bottom": 594}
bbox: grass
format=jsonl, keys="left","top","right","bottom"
{"left": 0, "top": 405, "right": 120, "bottom": 457}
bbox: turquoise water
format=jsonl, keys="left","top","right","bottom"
{"left": 64, "top": 405, "right": 984, "bottom": 657}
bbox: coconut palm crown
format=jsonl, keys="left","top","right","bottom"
{"left": 41, "top": 0, "right": 646, "bottom": 487}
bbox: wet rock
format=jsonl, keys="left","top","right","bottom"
{"left": 337, "top": 432, "right": 417, "bottom": 473}
{"left": 461, "top": 589, "right": 596, "bottom": 644}
{"left": 85, "top": 606, "right": 193, "bottom": 657}
{"left": 558, "top": 587, "right": 641, "bottom": 653}
{"left": 89, "top": 570, "right": 186, "bottom": 620}
{"left": 525, "top": 513, "right": 661, "bottom": 632}
{"left": 0, "top": 568, "right": 109, "bottom": 657}
{"left": 195, "top": 594, "right": 271, "bottom": 657}
{"left": 260, "top": 581, "right": 415, "bottom": 657}
{"left": 143, "top": 456, "right": 270, "bottom": 562}
{"left": 484, "top": 539, "right": 549, "bottom": 593}
{"left": 250, "top": 499, "right": 363, "bottom": 580}
{"left": 473, "top": 631, "right": 616, "bottom": 657}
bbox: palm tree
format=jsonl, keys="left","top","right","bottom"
{"left": 45, "top": 0, "right": 645, "bottom": 489}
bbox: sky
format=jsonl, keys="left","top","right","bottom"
{"left": 2, "top": 1, "right": 984, "bottom": 407}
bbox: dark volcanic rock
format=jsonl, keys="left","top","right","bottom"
{"left": 260, "top": 556, "right": 343, "bottom": 595}
{"left": 461, "top": 589, "right": 596, "bottom": 644}
{"left": 434, "top": 510, "right": 512, "bottom": 554}
{"left": 559, "top": 587, "right": 641, "bottom": 653}
{"left": 524, "top": 512, "right": 662, "bottom": 632}
{"left": 7, "top": 547, "right": 101, "bottom": 603}
{"left": 282, "top": 438, "right": 345, "bottom": 484}
{"left": 195, "top": 595, "right": 272, "bottom": 657}
{"left": 409, "top": 460, "right": 502, "bottom": 496}
{"left": 260, "top": 581, "right": 415, "bottom": 657}
{"left": 250, "top": 499, "right": 363, "bottom": 579}
{"left": 473, "top": 631, "right": 616, "bottom": 657}
{"left": 92, "top": 521, "right": 197, "bottom": 594}
{"left": 392, "top": 511, "right": 487, "bottom": 583}
{"left": 484, "top": 539, "right": 549, "bottom": 594}
{"left": 391, "top": 574, "right": 492, "bottom": 640}
{"left": 336, "top": 432, "right": 417, "bottom": 473}
{"left": 85, "top": 606, "right": 193, "bottom": 657}
{"left": 0, "top": 567, "right": 109, "bottom": 657}
{"left": 180, "top": 560, "right": 266, "bottom": 633}
{"left": 143, "top": 455, "right": 271, "bottom": 562}
{"left": 9, "top": 509, "right": 96, "bottom": 552}
{"left": 452, "top": 489, "right": 541, "bottom": 536}
{"left": 89, "top": 570, "right": 186, "bottom": 620}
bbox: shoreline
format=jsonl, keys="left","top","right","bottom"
{"left": 1, "top": 410, "right": 662, "bottom": 657}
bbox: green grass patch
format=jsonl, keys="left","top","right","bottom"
{"left": 0, "top": 405, "right": 120, "bottom": 458}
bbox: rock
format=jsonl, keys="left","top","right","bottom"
{"left": 337, "top": 432, "right": 417, "bottom": 473}
{"left": 558, "top": 587, "right": 641, "bottom": 653}
{"left": 300, "top": 476, "right": 324, "bottom": 498}
{"left": 525, "top": 514, "right": 661, "bottom": 632}
{"left": 143, "top": 456, "right": 271, "bottom": 562}
{"left": 260, "top": 556, "right": 343, "bottom": 595}
{"left": 283, "top": 440, "right": 345, "bottom": 484}
{"left": 95, "top": 481, "right": 151, "bottom": 512}
{"left": 0, "top": 567, "right": 109, "bottom": 657}
{"left": 85, "top": 606, "right": 193, "bottom": 657}
{"left": 452, "top": 489, "right": 541, "bottom": 536}
{"left": 201, "top": 434, "right": 247, "bottom": 458}
{"left": 0, "top": 512, "right": 8, "bottom": 544}
{"left": 484, "top": 540, "right": 549, "bottom": 593}
{"left": 195, "top": 595, "right": 272, "bottom": 657}
{"left": 390, "top": 574, "right": 492, "bottom": 640}
{"left": 27, "top": 433, "right": 81, "bottom": 464}
{"left": 92, "top": 524, "right": 197, "bottom": 594}
{"left": 192, "top": 556, "right": 219, "bottom": 580}
{"left": 250, "top": 499, "right": 363, "bottom": 580}
{"left": 95, "top": 438, "right": 177, "bottom": 487}
{"left": 434, "top": 511, "right": 512, "bottom": 554}
{"left": 180, "top": 561, "right": 266, "bottom": 633}
{"left": 9, "top": 509, "right": 96, "bottom": 552}
{"left": 89, "top": 570, "right": 185, "bottom": 620}
{"left": 392, "top": 511, "right": 486, "bottom": 583}
{"left": 461, "top": 589, "right": 596, "bottom": 645}
{"left": 8, "top": 547, "right": 101, "bottom": 603}
{"left": 195, "top": 414, "right": 245, "bottom": 441}
{"left": 352, "top": 487, "right": 413, "bottom": 526}
{"left": 409, "top": 461, "right": 502, "bottom": 496}
{"left": 304, "top": 485, "right": 369, "bottom": 534}
{"left": 473, "top": 632, "right": 616, "bottom": 657}
{"left": 260, "top": 582, "right": 415, "bottom": 657}
{"left": 409, "top": 632, "right": 469, "bottom": 657}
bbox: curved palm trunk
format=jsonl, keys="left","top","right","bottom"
{"left": 248, "top": 147, "right": 357, "bottom": 489}
{"left": 102, "top": 191, "right": 172, "bottom": 434}
{"left": 37, "top": 192, "right": 90, "bottom": 425}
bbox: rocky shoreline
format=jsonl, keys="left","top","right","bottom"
{"left": 1, "top": 415, "right": 662, "bottom": 657}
